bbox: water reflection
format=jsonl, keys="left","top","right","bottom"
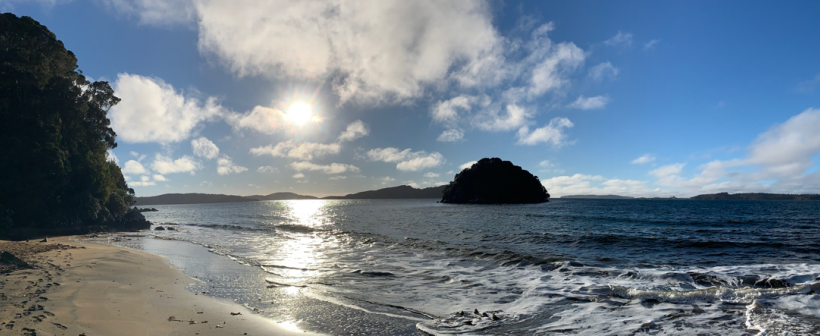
{"left": 263, "top": 200, "right": 332, "bottom": 292}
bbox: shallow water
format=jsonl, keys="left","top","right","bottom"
{"left": 112, "top": 199, "right": 820, "bottom": 335}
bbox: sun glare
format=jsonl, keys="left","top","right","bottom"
{"left": 285, "top": 101, "right": 313, "bottom": 126}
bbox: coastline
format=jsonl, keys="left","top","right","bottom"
{"left": 0, "top": 236, "right": 323, "bottom": 336}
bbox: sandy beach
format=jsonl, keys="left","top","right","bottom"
{"left": 0, "top": 237, "right": 323, "bottom": 336}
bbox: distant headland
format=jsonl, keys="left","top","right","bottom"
{"left": 561, "top": 192, "right": 820, "bottom": 200}
{"left": 134, "top": 185, "right": 446, "bottom": 205}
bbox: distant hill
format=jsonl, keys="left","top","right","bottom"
{"left": 323, "top": 185, "right": 446, "bottom": 199}
{"left": 561, "top": 195, "right": 635, "bottom": 199}
{"left": 134, "top": 193, "right": 258, "bottom": 205}
{"left": 691, "top": 192, "right": 820, "bottom": 200}
{"left": 248, "top": 192, "right": 318, "bottom": 201}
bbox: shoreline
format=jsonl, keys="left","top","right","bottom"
{"left": 0, "top": 236, "right": 323, "bottom": 336}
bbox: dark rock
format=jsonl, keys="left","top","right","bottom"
{"left": 441, "top": 158, "right": 549, "bottom": 204}
{"left": 154, "top": 226, "right": 166, "bottom": 231}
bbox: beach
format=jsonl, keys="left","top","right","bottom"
{"left": 0, "top": 237, "right": 322, "bottom": 336}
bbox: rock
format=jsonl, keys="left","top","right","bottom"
{"left": 154, "top": 226, "right": 166, "bottom": 231}
{"left": 441, "top": 158, "right": 550, "bottom": 204}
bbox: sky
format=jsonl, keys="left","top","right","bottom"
{"left": 4, "top": 0, "right": 820, "bottom": 197}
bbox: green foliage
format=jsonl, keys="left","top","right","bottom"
{"left": 441, "top": 158, "right": 550, "bottom": 204}
{"left": 0, "top": 13, "right": 138, "bottom": 232}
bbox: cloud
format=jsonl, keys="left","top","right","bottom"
{"left": 797, "top": 73, "right": 820, "bottom": 94}
{"left": 542, "top": 174, "right": 663, "bottom": 198}
{"left": 437, "top": 129, "right": 464, "bottom": 142}
{"left": 459, "top": 161, "right": 477, "bottom": 170}
{"left": 216, "top": 156, "right": 247, "bottom": 175}
{"left": 649, "top": 163, "right": 685, "bottom": 178}
{"left": 516, "top": 117, "right": 574, "bottom": 146}
{"left": 195, "top": 1, "right": 503, "bottom": 104}
{"left": 376, "top": 176, "right": 396, "bottom": 185}
{"left": 129, "top": 151, "right": 147, "bottom": 161}
{"left": 473, "top": 104, "right": 532, "bottom": 131}
{"left": 150, "top": 154, "right": 201, "bottom": 174}
{"left": 366, "top": 148, "right": 445, "bottom": 171}
{"left": 250, "top": 141, "right": 341, "bottom": 161}
{"left": 191, "top": 137, "right": 220, "bottom": 159}
{"left": 292, "top": 173, "right": 305, "bottom": 179}
{"left": 153, "top": 174, "right": 167, "bottom": 181}
{"left": 109, "top": 73, "right": 223, "bottom": 143}
{"left": 567, "top": 95, "right": 610, "bottom": 110}
{"left": 225, "top": 106, "right": 285, "bottom": 134}
{"left": 588, "top": 62, "right": 619, "bottom": 81}
{"left": 396, "top": 153, "right": 445, "bottom": 172}
{"left": 106, "top": 150, "right": 118, "bottom": 164}
{"left": 328, "top": 176, "right": 347, "bottom": 180}
{"left": 603, "top": 31, "right": 633, "bottom": 48}
{"left": 257, "top": 166, "right": 278, "bottom": 173}
{"left": 99, "top": 0, "right": 196, "bottom": 26}
{"left": 631, "top": 154, "right": 656, "bottom": 164}
{"left": 338, "top": 120, "right": 369, "bottom": 142}
{"left": 122, "top": 160, "right": 148, "bottom": 175}
{"left": 130, "top": 175, "right": 157, "bottom": 187}
{"left": 290, "top": 161, "right": 360, "bottom": 174}
{"left": 423, "top": 172, "right": 439, "bottom": 178}
{"left": 644, "top": 39, "right": 660, "bottom": 51}
{"left": 431, "top": 95, "right": 476, "bottom": 126}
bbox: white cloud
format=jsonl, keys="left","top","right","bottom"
{"left": 129, "top": 151, "right": 147, "bottom": 161}
{"left": 525, "top": 40, "right": 586, "bottom": 97}
{"left": 130, "top": 175, "right": 156, "bottom": 187}
{"left": 292, "top": 173, "right": 305, "bottom": 179}
{"left": 196, "top": 1, "right": 503, "bottom": 104}
{"left": 588, "top": 62, "right": 619, "bottom": 81}
{"left": 631, "top": 154, "right": 656, "bottom": 164}
{"left": 399, "top": 154, "right": 444, "bottom": 172}
{"left": 366, "top": 148, "right": 445, "bottom": 171}
{"left": 250, "top": 141, "right": 341, "bottom": 161}
{"left": 338, "top": 120, "right": 369, "bottom": 142}
{"left": 423, "top": 172, "right": 439, "bottom": 178}
{"left": 543, "top": 175, "right": 665, "bottom": 198}
{"left": 106, "top": 150, "right": 118, "bottom": 164}
{"left": 376, "top": 176, "right": 396, "bottom": 185}
{"left": 567, "top": 95, "right": 610, "bottom": 110}
{"left": 649, "top": 163, "right": 685, "bottom": 178}
{"left": 604, "top": 31, "right": 633, "bottom": 48}
{"left": 473, "top": 104, "right": 532, "bottom": 131}
{"left": 216, "top": 156, "right": 247, "bottom": 175}
{"left": 191, "top": 137, "right": 220, "bottom": 159}
{"left": 644, "top": 39, "right": 660, "bottom": 51}
{"left": 437, "top": 129, "right": 464, "bottom": 142}
{"left": 431, "top": 95, "right": 475, "bottom": 126}
{"left": 150, "top": 154, "right": 201, "bottom": 174}
{"left": 109, "top": 73, "right": 223, "bottom": 143}
{"left": 797, "top": 73, "right": 820, "bottom": 94}
{"left": 225, "top": 106, "right": 285, "bottom": 134}
{"left": 257, "top": 166, "right": 278, "bottom": 173}
{"left": 122, "top": 160, "right": 148, "bottom": 175}
{"left": 516, "top": 117, "right": 574, "bottom": 146}
{"left": 290, "top": 161, "right": 360, "bottom": 174}
{"left": 153, "top": 174, "right": 167, "bottom": 181}
{"left": 99, "top": 0, "right": 195, "bottom": 26}
{"left": 328, "top": 176, "right": 347, "bottom": 180}
{"left": 460, "top": 161, "right": 478, "bottom": 170}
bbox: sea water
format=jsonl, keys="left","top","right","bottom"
{"left": 104, "top": 199, "right": 820, "bottom": 335}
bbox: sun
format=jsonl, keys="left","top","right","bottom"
{"left": 284, "top": 101, "right": 313, "bottom": 126}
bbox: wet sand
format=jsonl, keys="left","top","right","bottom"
{"left": 0, "top": 237, "right": 322, "bottom": 336}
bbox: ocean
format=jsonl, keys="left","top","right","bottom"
{"left": 94, "top": 199, "right": 820, "bottom": 335}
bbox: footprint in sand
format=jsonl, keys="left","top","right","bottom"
{"left": 4, "top": 323, "right": 13, "bottom": 330}
{"left": 52, "top": 322, "right": 67, "bottom": 330}
{"left": 43, "top": 311, "right": 54, "bottom": 317}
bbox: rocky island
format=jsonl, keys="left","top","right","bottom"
{"left": 440, "top": 158, "right": 550, "bottom": 204}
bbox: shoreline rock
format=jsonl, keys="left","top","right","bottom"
{"left": 441, "top": 158, "right": 550, "bottom": 204}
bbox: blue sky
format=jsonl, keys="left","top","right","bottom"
{"left": 5, "top": 0, "right": 820, "bottom": 197}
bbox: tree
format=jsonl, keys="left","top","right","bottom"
{"left": 441, "top": 158, "right": 550, "bottom": 204}
{"left": 0, "top": 13, "right": 146, "bottom": 236}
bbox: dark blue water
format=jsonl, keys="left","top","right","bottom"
{"left": 106, "top": 199, "right": 820, "bottom": 335}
